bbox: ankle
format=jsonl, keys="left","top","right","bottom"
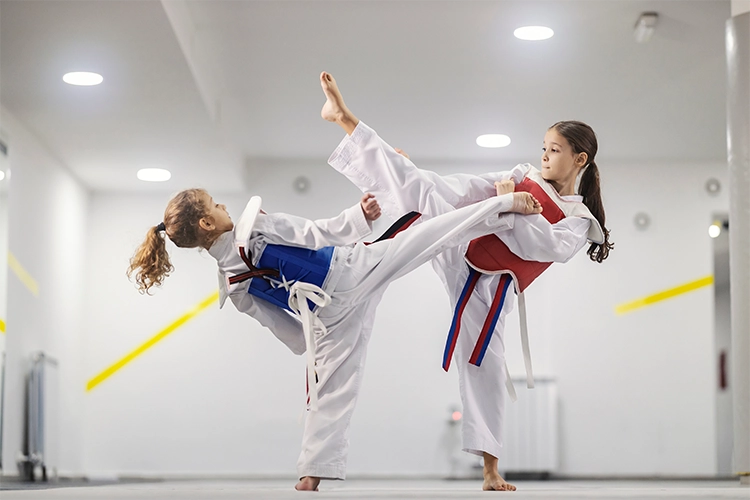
{"left": 336, "top": 114, "right": 359, "bottom": 135}
{"left": 482, "top": 453, "right": 499, "bottom": 475}
{"left": 336, "top": 112, "right": 354, "bottom": 125}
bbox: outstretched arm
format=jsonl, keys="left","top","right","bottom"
{"left": 498, "top": 215, "right": 590, "bottom": 263}
{"left": 253, "top": 194, "right": 378, "bottom": 249}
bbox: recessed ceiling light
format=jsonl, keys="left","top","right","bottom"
{"left": 0, "top": 171, "right": 5, "bottom": 181}
{"left": 63, "top": 72, "right": 103, "bottom": 86}
{"left": 476, "top": 134, "right": 511, "bottom": 148}
{"left": 137, "top": 168, "right": 171, "bottom": 182}
{"left": 514, "top": 26, "right": 554, "bottom": 41}
{"left": 708, "top": 223, "right": 721, "bottom": 238}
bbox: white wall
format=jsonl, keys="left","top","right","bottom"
{"left": 0, "top": 108, "right": 89, "bottom": 477}
{"left": 0, "top": 148, "right": 9, "bottom": 464}
{"left": 82, "top": 153, "right": 728, "bottom": 478}
{"left": 0, "top": 189, "right": 8, "bottom": 322}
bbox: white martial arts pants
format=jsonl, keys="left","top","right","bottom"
{"left": 327, "top": 121, "right": 515, "bottom": 460}
{"left": 296, "top": 184, "right": 516, "bottom": 479}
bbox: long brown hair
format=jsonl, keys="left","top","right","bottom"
{"left": 550, "top": 121, "right": 613, "bottom": 263}
{"left": 128, "top": 188, "right": 212, "bottom": 294}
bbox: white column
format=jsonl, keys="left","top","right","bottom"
{"left": 726, "top": 6, "right": 750, "bottom": 487}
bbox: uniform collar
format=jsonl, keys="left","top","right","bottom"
{"left": 561, "top": 194, "right": 583, "bottom": 202}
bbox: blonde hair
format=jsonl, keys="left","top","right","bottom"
{"left": 127, "top": 188, "right": 212, "bottom": 294}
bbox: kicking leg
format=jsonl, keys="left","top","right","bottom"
{"left": 331, "top": 192, "right": 540, "bottom": 307}
{"left": 327, "top": 119, "right": 516, "bottom": 220}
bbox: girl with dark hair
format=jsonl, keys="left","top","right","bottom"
{"left": 128, "top": 174, "right": 542, "bottom": 491}
{"left": 320, "top": 71, "right": 613, "bottom": 492}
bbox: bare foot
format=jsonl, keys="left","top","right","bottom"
{"left": 482, "top": 451, "right": 517, "bottom": 492}
{"left": 510, "top": 192, "right": 543, "bottom": 215}
{"left": 483, "top": 471, "right": 517, "bottom": 491}
{"left": 320, "top": 71, "right": 359, "bottom": 134}
{"left": 294, "top": 476, "right": 320, "bottom": 491}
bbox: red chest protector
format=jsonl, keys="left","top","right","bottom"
{"left": 465, "top": 178, "right": 565, "bottom": 292}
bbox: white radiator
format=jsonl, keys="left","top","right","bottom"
{"left": 497, "top": 377, "right": 559, "bottom": 475}
{"left": 18, "top": 352, "right": 59, "bottom": 481}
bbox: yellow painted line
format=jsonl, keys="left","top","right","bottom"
{"left": 0, "top": 318, "right": 5, "bottom": 334}
{"left": 8, "top": 252, "right": 39, "bottom": 296}
{"left": 615, "top": 275, "right": 714, "bottom": 315}
{"left": 86, "top": 290, "right": 219, "bottom": 392}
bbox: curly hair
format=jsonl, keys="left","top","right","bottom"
{"left": 127, "top": 188, "right": 211, "bottom": 294}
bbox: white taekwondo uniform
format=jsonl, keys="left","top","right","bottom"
{"left": 208, "top": 189, "right": 520, "bottom": 479}
{"left": 328, "top": 121, "right": 603, "bottom": 460}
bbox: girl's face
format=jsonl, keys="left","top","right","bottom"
{"left": 202, "top": 194, "right": 234, "bottom": 233}
{"left": 540, "top": 128, "right": 586, "bottom": 186}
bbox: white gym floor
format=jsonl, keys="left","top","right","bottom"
{"left": 1, "top": 479, "right": 748, "bottom": 499}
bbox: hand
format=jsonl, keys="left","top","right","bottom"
{"left": 360, "top": 193, "right": 381, "bottom": 221}
{"left": 394, "top": 148, "right": 410, "bottom": 159}
{"left": 495, "top": 180, "right": 515, "bottom": 196}
{"left": 510, "top": 192, "right": 543, "bottom": 215}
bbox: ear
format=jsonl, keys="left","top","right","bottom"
{"left": 575, "top": 152, "right": 589, "bottom": 168}
{"left": 198, "top": 216, "right": 215, "bottom": 231}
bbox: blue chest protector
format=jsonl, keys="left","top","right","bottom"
{"left": 247, "top": 244, "right": 335, "bottom": 311}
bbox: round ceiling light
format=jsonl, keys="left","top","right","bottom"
{"left": 63, "top": 72, "right": 104, "bottom": 86}
{"left": 633, "top": 212, "right": 651, "bottom": 230}
{"left": 137, "top": 168, "right": 171, "bottom": 182}
{"left": 476, "top": 134, "right": 511, "bottom": 148}
{"left": 514, "top": 26, "right": 554, "bottom": 41}
{"left": 705, "top": 178, "right": 721, "bottom": 196}
{"left": 708, "top": 222, "right": 721, "bottom": 238}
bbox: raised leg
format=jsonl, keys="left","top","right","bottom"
{"left": 327, "top": 120, "right": 514, "bottom": 220}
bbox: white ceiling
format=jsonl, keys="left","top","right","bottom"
{"left": 0, "top": 0, "right": 731, "bottom": 193}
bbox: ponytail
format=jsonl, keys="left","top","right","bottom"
{"left": 128, "top": 225, "right": 174, "bottom": 294}
{"left": 550, "top": 120, "right": 614, "bottom": 263}
{"left": 578, "top": 160, "right": 613, "bottom": 263}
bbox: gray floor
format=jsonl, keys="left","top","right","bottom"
{"left": 0, "top": 479, "right": 748, "bottom": 499}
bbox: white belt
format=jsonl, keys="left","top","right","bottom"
{"left": 287, "top": 281, "right": 331, "bottom": 412}
{"left": 504, "top": 289, "right": 534, "bottom": 403}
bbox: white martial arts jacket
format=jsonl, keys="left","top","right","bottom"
{"left": 208, "top": 201, "right": 373, "bottom": 355}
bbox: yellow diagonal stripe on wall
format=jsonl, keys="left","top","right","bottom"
{"left": 0, "top": 318, "right": 5, "bottom": 334}
{"left": 86, "top": 290, "right": 219, "bottom": 392}
{"left": 615, "top": 275, "right": 714, "bottom": 315}
{"left": 8, "top": 252, "right": 39, "bottom": 296}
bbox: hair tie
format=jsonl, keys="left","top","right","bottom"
{"left": 156, "top": 222, "right": 166, "bottom": 232}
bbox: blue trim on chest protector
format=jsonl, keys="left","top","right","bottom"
{"left": 247, "top": 244, "right": 335, "bottom": 311}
